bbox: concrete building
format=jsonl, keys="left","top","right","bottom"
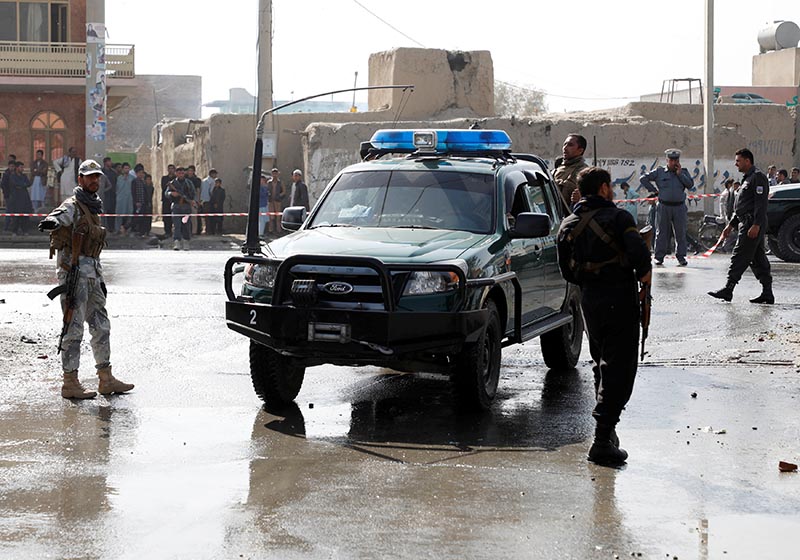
{"left": 108, "top": 74, "right": 202, "bottom": 152}
{"left": 0, "top": 0, "right": 201, "bottom": 211}
{"left": 0, "top": 0, "right": 135, "bottom": 168}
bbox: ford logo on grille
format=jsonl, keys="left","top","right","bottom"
{"left": 322, "top": 281, "right": 354, "bottom": 295}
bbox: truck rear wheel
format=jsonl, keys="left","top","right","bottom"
{"left": 767, "top": 235, "right": 785, "bottom": 260}
{"left": 453, "top": 300, "right": 502, "bottom": 410}
{"left": 250, "top": 341, "right": 306, "bottom": 407}
{"left": 776, "top": 214, "right": 800, "bottom": 262}
{"left": 540, "top": 289, "right": 583, "bottom": 370}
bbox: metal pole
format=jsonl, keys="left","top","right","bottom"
{"left": 351, "top": 71, "right": 358, "bottom": 112}
{"left": 703, "top": 0, "right": 715, "bottom": 215}
{"left": 85, "top": 0, "right": 106, "bottom": 161}
{"left": 256, "top": 0, "right": 274, "bottom": 122}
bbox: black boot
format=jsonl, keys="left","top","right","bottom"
{"left": 749, "top": 285, "right": 774, "bottom": 305}
{"left": 588, "top": 425, "right": 627, "bottom": 466}
{"left": 708, "top": 283, "right": 734, "bottom": 302}
{"left": 610, "top": 428, "right": 620, "bottom": 448}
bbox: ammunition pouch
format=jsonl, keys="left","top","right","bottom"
{"left": 48, "top": 198, "right": 107, "bottom": 259}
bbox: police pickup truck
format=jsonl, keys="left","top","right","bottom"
{"left": 224, "top": 129, "right": 583, "bottom": 409}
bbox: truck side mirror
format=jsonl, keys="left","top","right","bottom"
{"left": 281, "top": 206, "right": 307, "bottom": 231}
{"left": 509, "top": 212, "right": 551, "bottom": 238}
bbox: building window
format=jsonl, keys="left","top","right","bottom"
{"left": 0, "top": 1, "right": 69, "bottom": 43}
{"left": 31, "top": 110, "right": 65, "bottom": 163}
{"left": 0, "top": 114, "right": 7, "bottom": 162}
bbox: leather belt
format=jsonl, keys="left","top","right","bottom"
{"left": 658, "top": 199, "right": 684, "bottom": 207}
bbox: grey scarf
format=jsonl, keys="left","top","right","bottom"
{"left": 73, "top": 186, "right": 103, "bottom": 214}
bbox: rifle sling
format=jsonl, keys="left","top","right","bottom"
{"left": 567, "top": 208, "right": 625, "bottom": 273}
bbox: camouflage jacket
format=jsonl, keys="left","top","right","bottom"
{"left": 553, "top": 156, "right": 588, "bottom": 206}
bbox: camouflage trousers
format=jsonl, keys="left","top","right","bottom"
{"left": 59, "top": 273, "right": 111, "bottom": 373}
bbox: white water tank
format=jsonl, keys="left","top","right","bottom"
{"left": 758, "top": 21, "right": 800, "bottom": 52}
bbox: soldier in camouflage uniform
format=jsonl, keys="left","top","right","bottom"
{"left": 553, "top": 134, "right": 589, "bottom": 207}
{"left": 38, "top": 159, "right": 134, "bottom": 399}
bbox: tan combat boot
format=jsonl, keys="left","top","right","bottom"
{"left": 61, "top": 371, "right": 97, "bottom": 399}
{"left": 97, "top": 366, "right": 134, "bottom": 395}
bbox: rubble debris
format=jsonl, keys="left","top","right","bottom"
{"left": 778, "top": 461, "right": 798, "bottom": 472}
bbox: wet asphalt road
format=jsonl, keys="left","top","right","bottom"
{"left": 0, "top": 248, "right": 798, "bottom": 559}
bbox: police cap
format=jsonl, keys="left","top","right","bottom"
{"left": 665, "top": 149, "right": 681, "bottom": 160}
{"left": 78, "top": 159, "right": 103, "bottom": 175}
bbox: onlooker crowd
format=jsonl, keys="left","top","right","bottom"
{"left": 1, "top": 151, "right": 244, "bottom": 242}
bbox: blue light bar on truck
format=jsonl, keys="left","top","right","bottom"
{"left": 369, "top": 129, "right": 512, "bottom": 153}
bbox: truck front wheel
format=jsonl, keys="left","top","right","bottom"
{"left": 540, "top": 288, "right": 583, "bottom": 370}
{"left": 453, "top": 300, "right": 502, "bottom": 410}
{"left": 250, "top": 341, "right": 306, "bottom": 407}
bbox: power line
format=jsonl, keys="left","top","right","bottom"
{"left": 351, "top": 0, "right": 426, "bottom": 48}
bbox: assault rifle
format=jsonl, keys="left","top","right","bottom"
{"left": 47, "top": 228, "right": 85, "bottom": 354}
{"left": 638, "top": 225, "right": 654, "bottom": 361}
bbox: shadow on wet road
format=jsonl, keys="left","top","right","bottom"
{"left": 254, "top": 366, "right": 595, "bottom": 457}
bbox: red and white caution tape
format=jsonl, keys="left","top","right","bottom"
{"left": 2, "top": 211, "right": 284, "bottom": 218}
{"left": 664, "top": 232, "right": 725, "bottom": 260}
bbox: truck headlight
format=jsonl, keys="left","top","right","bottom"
{"left": 245, "top": 263, "right": 278, "bottom": 288}
{"left": 402, "top": 271, "right": 459, "bottom": 295}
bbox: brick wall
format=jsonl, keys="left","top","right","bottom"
{"left": 71, "top": 0, "right": 86, "bottom": 41}
{"left": 0, "top": 93, "right": 84, "bottom": 164}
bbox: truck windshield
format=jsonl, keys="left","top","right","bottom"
{"left": 308, "top": 170, "right": 495, "bottom": 233}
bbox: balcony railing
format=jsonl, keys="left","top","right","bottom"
{"left": 0, "top": 41, "right": 135, "bottom": 78}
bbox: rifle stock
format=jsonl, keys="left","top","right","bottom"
{"left": 56, "top": 229, "right": 85, "bottom": 354}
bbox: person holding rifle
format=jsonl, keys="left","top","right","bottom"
{"left": 165, "top": 166, "right": 196, "bottom": 250}
{"left": 38, "top": 159, "right": 134, "bottom": 399}
{"left": 557, "top": 167, "right": 652, "bottom": 467}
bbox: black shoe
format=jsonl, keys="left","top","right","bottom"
{"left": 588, "top": 440, "right": 628, "bottom": 466}
{"left": 654, "top": 259, "right": 664, "bottom": 266}
{"left": 749, "top": 291, "right": 775, "bottom": 304}
{"left": 708, "top": 286, "right": 733, "bottom": 302}
{"left": 677, "top": 258, "right": 688, "bottom": 266}
{"left": 610, "top": 428, "right": 620, "bottom": 448}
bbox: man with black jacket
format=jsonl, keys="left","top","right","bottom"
{"left": 557, "top": 167, "right": 652, "bottom": 466}
{"left": 160, "top": 164, "right": 176, "bottom": 235}
{"left": 708, "top": 148, "right": 773, "bottom": 304}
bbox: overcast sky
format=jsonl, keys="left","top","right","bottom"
{"left": 106, "top": 0, "right": 799, "bottom": 115}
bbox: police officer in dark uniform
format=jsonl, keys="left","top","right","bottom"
{"left": 557, "top": 167, "right": 652, "bottom": 466}
{"left": 708, "top": 148, "right": 773, "bottom": 304}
